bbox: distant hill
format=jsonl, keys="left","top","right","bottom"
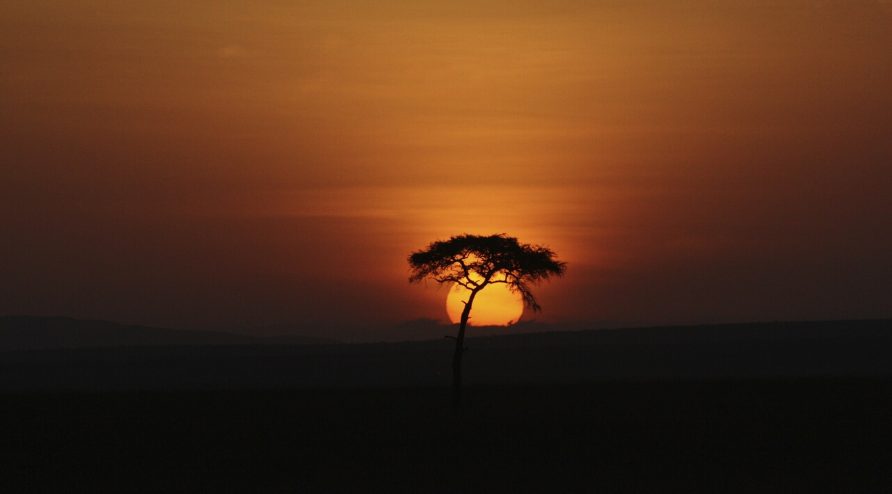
{"left": 0, "top": 316, "right": 332, "bottom": 352}
{"left": 0, "top": 317, "right": 890, "bottom": 390}
{"left": 466, "top": 319, "right": 892, "bottom": 347}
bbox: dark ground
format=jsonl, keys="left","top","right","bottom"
{"left": 3, "top": 379, "right": 892, "bottom": 493}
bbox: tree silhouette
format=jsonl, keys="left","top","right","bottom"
{"left": 408, "top": 233, "right": 566, "bottom": 408}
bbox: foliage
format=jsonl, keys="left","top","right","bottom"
{"left": 408, "top": 233, "right": 566, "bottom": 311}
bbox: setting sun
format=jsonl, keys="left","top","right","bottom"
{"left": 446, "top": 282, "right": 524, "bottom": 326}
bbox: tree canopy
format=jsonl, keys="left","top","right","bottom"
{"left": 408, "top": 233, "right": 566, "bottom": 311}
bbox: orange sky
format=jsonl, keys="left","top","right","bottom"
{"left": 2, "top": 1, "right": 891, "bottom": 338}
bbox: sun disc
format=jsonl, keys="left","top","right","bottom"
{"left": 445, "top": 282, "right": 524, "bottom": 326}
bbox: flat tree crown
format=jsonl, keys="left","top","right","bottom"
{"left": 408, "top": 233, "right": 566, "bottom": 311}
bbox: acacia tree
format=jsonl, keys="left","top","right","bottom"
{"left": 408, "top": 233, "right": 566, "bottom": 407}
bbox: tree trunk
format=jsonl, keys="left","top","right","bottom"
{"left": 452, "top": 289, "right": 478, "bottom": 410}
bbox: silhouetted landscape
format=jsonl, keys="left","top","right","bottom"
{"left": 2, "top": 317, "right": 892, "bottom": 389}
{"left": 3, "top": 317, "right": 892, "bottom": 492}
{"left": 5, "top": 0, "right": 892, "bottom": 491}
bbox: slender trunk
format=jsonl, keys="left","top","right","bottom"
{"left": 453, "top": 289, "right": 478, "bottom": 410}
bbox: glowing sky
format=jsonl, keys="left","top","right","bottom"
{"left": 2, "top": 1, "right": 891, "bottom": 339}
